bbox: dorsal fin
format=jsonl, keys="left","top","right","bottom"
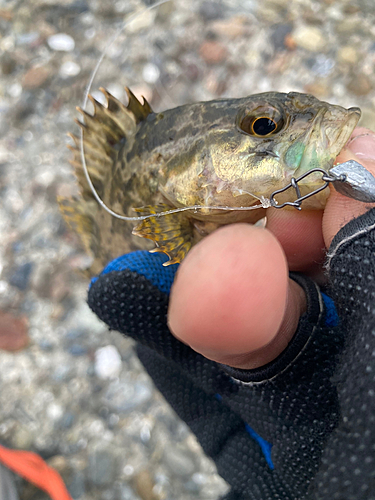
{"left": 68, "top": 87, "right": 153, "bottom": 200}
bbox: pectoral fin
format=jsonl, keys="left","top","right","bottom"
{"left": 132, "top": 205, "right": 193, "bottom": 266}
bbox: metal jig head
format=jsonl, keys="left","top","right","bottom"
{"left": 269, "top": 160, "right": 375, "bottom": 210}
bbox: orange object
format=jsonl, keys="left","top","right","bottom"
{"left": 0, "top": 444, "right": 73, "bottom": 500}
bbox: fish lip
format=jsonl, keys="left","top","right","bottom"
{"left": 296, "top": 105, "right": 361, "bottom": 173}
{"left": 340, "top": 107, "right": 361, "bottom": 151}
{"left": 348, "top": 106, "right": 361, "bottom": 117}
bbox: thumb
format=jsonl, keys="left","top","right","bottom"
{"left": 323, "top": 128, "right": 375, "bottom": 248}
{"left": 168, "top": 224, "right": 306, "bottom": 369}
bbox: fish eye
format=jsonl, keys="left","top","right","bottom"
{"left": 251, "top": 117, "right": 277, "bottom": 136}
{"left": 237, "top": 105, "right": 285, "bottom": 137}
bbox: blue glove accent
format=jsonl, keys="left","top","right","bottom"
{"left": 321, "top": 292, "right": 339, "bottom": 327}
{"left": 245, "top": 424, "right": 274, "bottom": 470}
{"left": 91, "top": 251, "right": 179, "bottom": 295}
{"left": 215, "top": 394, "right": 274, "bottom": 469}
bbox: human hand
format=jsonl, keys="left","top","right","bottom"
{"left": 87, "top": 127, "right": 375, "bottom": 499}
{"left": 168, "top": 127, "right": 375, "bottom": 369}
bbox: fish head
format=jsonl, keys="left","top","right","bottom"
{"left": 205, "top": 91, "right": 361, "bottom": 210}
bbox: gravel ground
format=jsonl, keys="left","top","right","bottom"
{"left": 1, "top": 0, "right": 375, "bottom": 499}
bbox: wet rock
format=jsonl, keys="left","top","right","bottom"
{"left": 104, "top": 378, "right": 153, "bottom": 413}
{"left": 142, "top": 63, "right": 160, "bottom": 84}
{"left": 12, "top": 425, "right": 34, "bottom": 450}
{"left": 335, "top": 17, "right": 362, "bottom": 35}
{"left": 51, "top": 272, "right": 70, "bottom": 302}
{"left": 199, "top": 1, "right": 225, "bottom": 21}
{"left": 270, "top": 23, "right": 293, "bottom": 50}
{"left": 0, "top": 311, "right": 29, "bottom": 351}
{"left": 291, "top": 25, "right": 326, "bottom": 52}
{"left": 68, "top": 470, "right": 85, "bottom": 499}
{"left": 0, "top": 52, "right": 16, "bottom": 75}
{"left": 304, "top": 81, "right": 329, "bottom": 98}
{"left": 95, "top": 345, "right": 122, "bottom": 380}
{"left": 30, "top": 262, "right": 53, "bottom": 298}
{"left": 310, "top": 54, "right": 335, "bottom": 77}
{"left": 199, "top": 40, "right": 228, "bottom": 64}
{"left": 66, "top": 343, "right": 88, "bottom": 357}
{"left": 133, "top": 469, "right": 160, "bottom": 500}
{"left": 126, "top": 9, "right": 156, "bottom": 33}
{"left": 347, "top": 73, "right": 372, "bottom": 96}
{"left": 47, "top": 33, "right": 75, "bottom": 51}
{"left": 338, "top": 46, "right": 359, "bottom": 65}
{"left": 210, "top": 16, "right": 250, "bottom": 39}
{"left": 9, "top": 262, "right": 33, "bottom": 291}
{"left": 22, "top": 66, "right": 51, "bottom": 89}
{"left": 88, "top": 448, "right": 117, "bottom": 487}
{"left": 57, "top": 412, "right": 75, "bottom": 430}
{"left": 163, "top": 445, "right": 196, "bottom": 477}
{"left": 59, "top": 61, "right": 81, "bottom": 78}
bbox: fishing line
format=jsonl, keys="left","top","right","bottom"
{"left": 79, "top": 0, "right": 268, "bottom": 222}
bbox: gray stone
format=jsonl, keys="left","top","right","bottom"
{"left": 67, "top": 343, "right": 88, "bottom": 356}
{"left": 9, "top": 262, "right": 33, "bottom": 291}
{"left": 88, "top": 448, "right": 117, "bottom": 487}
{"left": 199, "top": 1, "right": 225, "bottom": 21}
{"left": 163, "top": 446, "right": 196, "bottom": 477}
{"left": 57, "top": 412, "right": 75, "bottom": 430}
{"left": 104, "top": 379, "right": 153, "bottom": 413}
{"left": 68, "top": 471, "right": 86, "bottom": 499}
{"left": 270, "top": 23, "right": 293, "bottom": 50}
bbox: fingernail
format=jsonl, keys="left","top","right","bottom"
{"left": 347, "top": 131, "right": 375, "bottom": 161}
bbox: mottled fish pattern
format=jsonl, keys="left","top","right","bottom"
{"left": 58, "top": 88, "right": 360, "bottom": 275}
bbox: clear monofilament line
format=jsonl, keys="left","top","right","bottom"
{"left": 79, "top": 0, "right": 267, "bottom": 222}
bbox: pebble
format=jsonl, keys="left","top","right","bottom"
{"left": 67, "top": 343, "right": 88, "bottom": 356}
{"left": 163, "top": 446, "right": 196, "bottom": 477}
{"left": 335, "top": 17, "right": 362, "bottom": 35}
{"left": 68, "top": 470, "right": 86, "bottom": 498}
{"left": 311, "top": 54, "right": 335, "bottom": 77}
{"left": 210, "top": 16, "right": 250, "bottom": 39}
{"left": 0, "top": 53, "right": 16, "bottom": 75}
{"left": 0, "top": 312, "right": 29, "bottom": 351}
{"left": 59, "top": 60, "right": 81, "bottom": 78}
{"left": 199, "top": 1, "right": 225, "bottom": 21}
{"left": 270, "top": 23, "right": 294, "bottom": 50}
{"left": 347, "top": 73, "right": 372, "bottom": 96}
{"left": 291, "top": 25, "right": 326, "bottom": 52}
{"left": 88, "top": 448, "right": 117, "bottom": 487}
{"left": 338, "top": 46, "right": 359, "bottom": 65}
{"left": 133, "top": 469, "right": 160, "bottom": 500}
{"left": 12, "top": 425, "right": 34, "bottom": 450}
{"left": 9, "top": 262, "right": 34, "bottom": 291}
{"left": 47, "top": 33, "right": 75, "bottom": 52}
{"left": 95, "top": 345, "right": 122, "bottom": 379}
{"left": 7, "top": 82, "right": 22, "bottom": 98}
{"left": 104, "top": 378, "right": 153, "bottom": 412}
{"left": 199, "top": 40, "right": 228, "bottom": 64}
{"left": 142, "top": 63, "right": 160, "bottom": 84}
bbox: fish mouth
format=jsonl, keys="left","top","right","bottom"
{"left": 295, "top": 105, "right": 361, "bottom": 176}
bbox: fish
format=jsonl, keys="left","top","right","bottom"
{"left": 58, "top": 88, "right": 360, "bottom": 275}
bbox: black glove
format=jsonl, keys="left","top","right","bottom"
{"left": 88, "top": 247, "right": 347, "bottom": 500}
